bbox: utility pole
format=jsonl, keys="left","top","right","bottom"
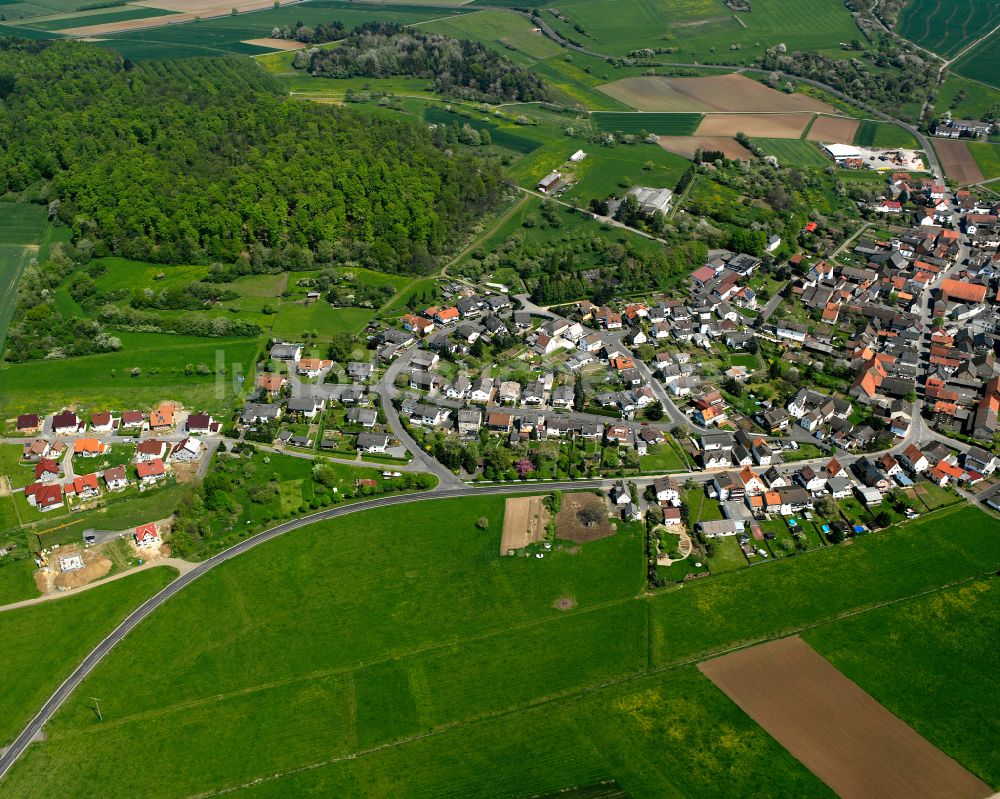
{"left": 91, "top": 697, "right": 103, "bottom": 721}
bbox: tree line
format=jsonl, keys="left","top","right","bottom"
{"left": 306, "top": 22, "right": 548, "bottom": 104}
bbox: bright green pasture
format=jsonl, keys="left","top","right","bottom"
{"left": 0, "top": 567, "right": 176, "bottom": 747}
{"left": 420, "top": 9, "right": 564, "bottom": 64}
{"left": 648, "top": 504, "right": 1000, "bottom": 666}
{"left": 270, "top": 301, "right": 374, "bottom": 339}
{"left": 0, "top": 332, "right": 259, "bottom": 415}
{"left": 754, "top": 137, "right": 829, "bottom": 168}
{"left": 521, "top": 0, "right": 860, "bottom": 62}
{"left": 854, "top": 120, "right": 919, "bottom": 148}
{"left": 897, "top": 0, "right": 1000, "bottom": 58}
{"left": 806, "top": 577, "right": 1000, "bottom": 788}
{"left": 562, "top": 142, "right": 690, "bottom": 202}
{"left": 954, "top": 33, "right": 1000, "bottom": 91}
{"left": 936, "top": 74, "right": 1000, "bottom": 122}
{"left": 968, "top": 141, "right": 1000, "bottom": 180}
{"left": 0, "top": 495, "right": 838, "bottom": 798}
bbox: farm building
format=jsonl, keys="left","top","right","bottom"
{"left": 626, "top": 186, "right": 673, "bottom": 215}
{"left": 537, "top": 170, "right": 562, "bottom": 193}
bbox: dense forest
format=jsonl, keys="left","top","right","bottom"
{"left": 0, "top": 39, "right": 506, "bottom": 272}
{"left": 307, "top": 23, "right": 547, "bottom": 104}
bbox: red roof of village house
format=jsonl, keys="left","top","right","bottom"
{"left": 16, "top": 414, "right": 39, "bottom": 430}
{"left": 135, "top": 523, "right": 159, "bottom": 541}
{"left": 940, "top": 278, "right": 987, "bottom": 304}
{"left": 25, "top": 482, "right": 63, "bottom": 508}
{"left": 691, "top": 265, "right": 715, "bottom": 283}
{"left": 35, "top": 458, "right": 59, "bottom": 478}
{"left": 72, "top": 473, "right": 100, "bottom": 494}
{"left": 936, "top": 461, "right": 964, "bottom": 479}
{"left": 136, "top": 459, "right": 165, "bottom": 478}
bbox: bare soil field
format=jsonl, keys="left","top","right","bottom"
{"left": 554, "top": 493, "right": 616, "bottom": 543}
{"left": 500, "top": 496, "right": 548, "bottom": 555}
{"left": 597, "top": 74, "right": 835, "bottom": 114}
{"left": 807, "top": 115, "right": 861, "bottom": 143}
{"left": 695, "top": 113, "right": 813, "bottom": 139}
{"left": 242, "top": 37, "right": 304, "bottom": 51}
{"left": 657, "top": 135, "right": 753, "bottom": 160}
{"left": 58, "top": 0, "right": 285, "bottom": 34}
{"left": 699, "top": 636, "right": 992, "bottom": 799}
{"left": 936, "top": 138, "right": 986, "bottom": 184}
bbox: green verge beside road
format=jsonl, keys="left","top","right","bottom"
{"left": 0, "top": 567, "right": 177, "bottom": 748}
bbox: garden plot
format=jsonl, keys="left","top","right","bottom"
{"left": 554, "top": 492, "right": 616, "bottom": 542}
{"left": 499, "top": 495, "right": 549, "bottom": 555}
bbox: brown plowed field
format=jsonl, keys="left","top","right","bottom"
{"left": 807, "top": 115, "right": 861, "bottom": 143}
{"left": 500, "top": 496, "right": 548, "bottom": 554}
{"left": 657, "top": 135, "right": 753, "bottom": 160}
{"left": 597, "top": 73, "right": 835, "bottom": 113}
{"left": 936, "top": 138, "right": 985, "bottom": 184}
{"left": 58, "top": 0, "right": 287, "bottom": 34}
{"left": 699, "top": 636, "right": 992, "bottom": 799}
{"left": 242, "top": 38, "right": 305, "bottom": 51}
{"left": 695, "top": 113, "right": 812, "bottom": 139}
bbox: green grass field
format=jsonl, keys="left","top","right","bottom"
{"left": 93, "top": 0, "right": 472, "bottom": 59}
{"left": 0, "top": 331, "right": 259, "bottom": 415}
{"left": 562, "top": 142, "right": 691, "bottom": 202}
{"left": 968, "top": 141, "right": 1000, "bottom": 180}
{"left": 954, "top": 32, "right": 1000, "bottom": 91}
{"left": 754, "top": 137, "right": 830, "bottom": 168}
{"left": 0, "top": 567, "right": 176, "bottom": 747}
{"left": 0, "top": 203, "right": 49, "bottom": 245}
{"left": 522, "top": 0, "right": 860, "bottom": 63}
{"left": 421, "top": 8, "right": 564, "bottom": 64}
{"left": 936, "top": 74, "right": 1000, "bottom": 121}
{"left": 22, "top": 4, "right": 177, "bottom": 30}
{"left": 0, "top": 495, "right": 835, "bottom": 797}
{"left": 591, "top": 111, "right": 702, "bottom": 135}
{"left": 270, "top": 301, "right": 374, "bottom": 339}
{"left": 0, "top": 0, "right": 83, "bottom": 22}
{"left": 897, "top": 0, "right": 1000, "bottom": 58}
{"left": 853, "top": 120, "right": 919, "bottom": 148}
{"left": 7, "top": 497, "right": 1000, "bottom": 796}
{"left": 806, "top": 577, "right": 1000, "bottom": 787}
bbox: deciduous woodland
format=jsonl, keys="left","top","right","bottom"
{"left": 305, "top": 23, "right": 548, "bottom": 104}
{"left": 0, "top": 39, "right": 505, "bottom": 272}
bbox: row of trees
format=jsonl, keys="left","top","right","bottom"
{"left": 306, "top": 23, "right": 547, "bottom": 104}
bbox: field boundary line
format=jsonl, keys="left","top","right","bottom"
{"left": 189, "top": 571, "right": 995, "bottom": 799}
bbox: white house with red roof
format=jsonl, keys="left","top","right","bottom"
{"left": 133, "top": 523, "right": 160, "bottom": 547}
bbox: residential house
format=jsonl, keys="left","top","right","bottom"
{"left": 16, "top": 414, "right": 40, "bottom": 434}
{"left": 346, "top": 407, "right": 377, "bottom": 428}
{"left": 169, "top": 437, "right": 203, "bottom": 463}
{"left": 149, "top": 403, "right": 175, "bottom": 431}
{"left": 241, "top": 403, "right": 282, "bottom": 425}
{"left": 69, "top": 473, "right": 101, "bottom": 500}
{"left": 356, "top": 433, "right": 390, "bottom": 454}
{"left": 21, "top": 438, "right": 51, "bottom": 462}
{"left": 652, "top": 476, "right": 681, "bottom": 506}
{"left": 89, "top": 412, "right": 115, "bottom": 434}
{"left": 134, "top": 523, "right": 161, "bottom": 547}
{"left": 34, "top": 458, "right": 60, "bottom": 482}
{"left": 135, "top": 439, "right": 168, "bottom": 462}
{"left": 457, "top": 409, "right": 482, "bottom": 436}
{"left": 287, "top": 397, "right": 324, "bottom": 419}
{"left": 120, "top": 410, "right": 145, "bottom": 431}
{"left": 269, "top": 342, "right": 303, "bottom": 362}
{"left": 347, "top": 361, "right": 375, "bottom": 382}
{"left": 898, "top": 444, "right": 929, "bottom": 474}
{"left": 187, "top": 412, "right": 215, "bottom": 434}
{"left": 25, "top": 482, "right": 64, "bottom": 512}
{"left": 297, "top": 358, "right": 333, "bottom": 378}
{"left": 73, "top": 438, "right": 108, "bottom": 458}
{"left": 52, "top": 410, "right": 82, "bottom": 435}
{"left": 104, "top": 465, "right": 128, "bottom": 492}
{"left": 136, "top": 459, "right": 167, "bottom": 485}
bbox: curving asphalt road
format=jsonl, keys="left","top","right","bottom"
{"left": 0, "top": 480, "right": 607, "bottom": 781}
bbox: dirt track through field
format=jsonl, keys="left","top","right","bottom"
{"left": 695, "top": 113, "right": 812, "bottom": 139}
{"left": 936, "top": 138, "right": 985, "bottom": 184}
{"left": 807, "top": 115, "right": 860, "bottom": 143}
{"left": 657, "top": 135, "right": 753, "bottom": 160}
{"left": 598, "top": 73, "right": 835, "bottom": 113}
{"left": 699, "top": 636, "right": 992, "bottom": 799}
